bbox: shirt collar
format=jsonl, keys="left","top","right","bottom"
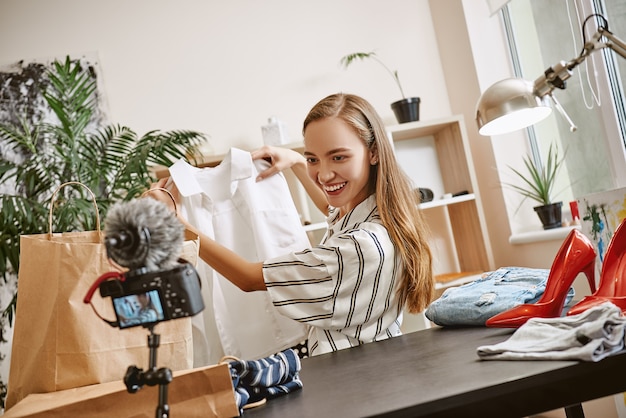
{"left": 169, "top": 148, "right": 256, "bottom": 198}
{"left": 327, "top": 194, "right": 378, "bottom": 231}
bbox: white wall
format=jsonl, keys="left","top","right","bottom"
{"left": 5, "top": 0, "right": 561, "bottom": 271}
{"left": 0, "top": 0, "right": 451, "bottom": 155}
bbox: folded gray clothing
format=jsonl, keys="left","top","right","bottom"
{"left": 477, "top": 302, "right": 626, "bottom": 362}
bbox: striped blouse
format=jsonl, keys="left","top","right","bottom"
{"left": 263, "top": 194, "right": 404, "bottom": 356}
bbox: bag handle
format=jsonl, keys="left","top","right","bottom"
{"left": 141, "top": 187, "right": 179, "bottom": 215}
{"left": 48, "top": 181, "right": 102, "bottom": 240}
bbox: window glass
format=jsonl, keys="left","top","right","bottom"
{"left": 505, "top": 0, "right": 626, "bottom": 203}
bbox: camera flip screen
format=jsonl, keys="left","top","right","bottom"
{"left": 98, "top": 262, "right": 205, "bottom": 329}
{"left": 112, "top": 289, "right": 166, "bottom": 329}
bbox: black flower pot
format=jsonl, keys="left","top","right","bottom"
{"left": 391, "top": 97, "right": 420, "bottom": 124}
{"left": 534, "top": 202, "right": 563, "bottom": 230}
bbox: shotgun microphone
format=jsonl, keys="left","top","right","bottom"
{"left": 104, "top": 198, "right": 184, "bottom": 273}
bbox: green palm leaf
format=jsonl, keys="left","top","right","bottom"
{"left": 0, "top": 56, "right": 208, "bottom": 350}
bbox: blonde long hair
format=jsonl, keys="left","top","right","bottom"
{"left": 303, "top": 93, "right": 434, "bottom": 313}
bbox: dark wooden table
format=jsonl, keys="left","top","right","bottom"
{"left": 244, "top": 326, "right": 626, "bottom": 418}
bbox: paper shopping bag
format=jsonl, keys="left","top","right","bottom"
{"left": 3, "top": 364, "right": 239, "bottom": 418}
{"left": 6, "top": 183, "right": 195, "bottom": 409}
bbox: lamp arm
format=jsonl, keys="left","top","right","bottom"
{"left": 533, "top": 62, "right": 573, "bottom": 98}
{"left": 547, "top": 94, "right": 578, "bottom": 133}
{"left": 598, "top": 27, "right": 626, "bottom": 60}
{"left": 533, "top": 24, "right": 626, "bottom": 99}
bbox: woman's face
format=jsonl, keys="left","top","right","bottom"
{"left": 304, "top": 117, "right": 375, "bottom": 216}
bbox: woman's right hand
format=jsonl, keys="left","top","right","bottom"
{"left": 250, "top": 145, "right": 306, "bottom": 182}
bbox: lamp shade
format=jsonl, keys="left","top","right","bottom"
{"left": 476, "top": 78, "right": 552, "bottom": 136}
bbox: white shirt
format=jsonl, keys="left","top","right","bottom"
{"left": 263, "top": 194, "right": 404, "bottom": 356}
{"left": 169, "top": 148, "right": 310, "bottom": 364}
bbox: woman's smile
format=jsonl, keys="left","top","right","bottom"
{"left": 323, "top": 182, "right": 347, "bottom": 194}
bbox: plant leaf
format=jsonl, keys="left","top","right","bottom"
{"left": 0, "top": 56, "right": 208, "bottom": 342}
{"left": 503, "top": 143, "right": 565, "bottom": 206}
{"left": 339, "top": 51, "right": 406, "bottom": 98}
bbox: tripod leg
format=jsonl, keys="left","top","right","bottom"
{"left": 156, "top": 383, "right": 170, "bottom": 418}
{"left": 148, "top": 330, "right": 161, "bottom": 370}
{"left": 155, "top": 368, "right": 173, "bottom": 417}
{"left": 144, "top": 328, "right": 173, "bottom": 418}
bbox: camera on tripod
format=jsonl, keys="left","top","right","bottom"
{"left": 99, "top": 262, "right": 204, "bottom": 329}
{"left": 82, "top": 197, "right": 205, "bottom": 417}
{"left": 84, "top": 197, "right": 205, "bottom": 330}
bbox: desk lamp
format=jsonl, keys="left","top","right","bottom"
{"left": 476, "top": 14, "right": 626, "bottom": 136}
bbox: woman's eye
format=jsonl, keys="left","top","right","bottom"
{"left": 332, "top": 155, "right": 345, "bottom": 161}
{"left": 306, "top": 157, "right": 318, "bottom": 164}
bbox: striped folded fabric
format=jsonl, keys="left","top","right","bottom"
{"left": 224, "top": 348, "right": 303, "bottom": 412}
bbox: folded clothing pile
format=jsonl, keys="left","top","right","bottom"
{"left": 223, "top": 348, "right": 303, "bottom": 413}
{"left": 477, "top": 302, "right": 626, "bottom": 362}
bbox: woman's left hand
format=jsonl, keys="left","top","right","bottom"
{"left": 251, "top": 145, "right": 306, "bottom": 182}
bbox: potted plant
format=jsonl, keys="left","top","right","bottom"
{"left": 339, "top": 51, "right": 420, "bottom": 124}
{"left": 0, "top": 56, "right": 206, "bottom": 407}
{"left": 504, "top": 143, "right": 566, "bottom": 230}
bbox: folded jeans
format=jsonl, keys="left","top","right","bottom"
{"left": 425, "top": 267, "right": 575, "bottom": 327}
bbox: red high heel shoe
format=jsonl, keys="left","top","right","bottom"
{"left": 566, "top": 218, "right": 626, "bottom": 316}
{"left": 486, "top": 229, "right": 597, "bottom": 328}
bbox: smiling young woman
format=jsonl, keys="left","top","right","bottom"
{"left": 151, "top": 93, "right": 434, "bottom": 357}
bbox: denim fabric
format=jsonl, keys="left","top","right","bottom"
{"left": 424, "top": 267, "right": 575, "bottom": 327}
